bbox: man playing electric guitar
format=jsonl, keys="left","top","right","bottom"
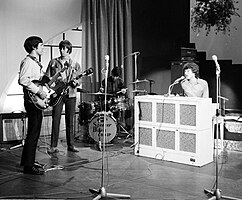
{"left": 46, "top": 40, "right": 82, "bottom": 153}
{"left": 27, "top": 64, "right": 68, "bottom": 110}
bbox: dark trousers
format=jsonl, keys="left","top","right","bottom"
{"left": 21, "top": 101, "right": 43, "bottom": 167}
{"left": 50, "top": 96, "right": 76, "bottom": 148}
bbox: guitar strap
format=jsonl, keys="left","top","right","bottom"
{"left": 27, "top": 55, "right": 44, "bottom": 69}
{"left": 27, "top": 55, "right": 46, "bottom": 76}
{"left": 56, "top": 57, "right": 74, "bottom": 83}
{"left": 66, "top": 59, "right": 75, "bottom": 83}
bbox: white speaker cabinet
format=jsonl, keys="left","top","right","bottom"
{"left": 134, "top": 95, "right": 214, "bottom": 167}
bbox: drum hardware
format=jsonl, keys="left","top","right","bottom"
{"left": 131, "top": 89, "right": 147, "bottom": 94}
{"left": 129, "top": 79, "right": 149, "bottom": 84}
{"left": 113, "top": 102, "right": 132, "bottom": 140}
{"left": 129, "top": 79, "right": 154, "bottom": 94}
{"left": 116, "top": 118, "right": 131, "bottom": 139}
{"left": 87, "top": 92, "right": 114, "bottom": 96}
{"left": 116, "top": 88, "right": 128, "bottom": 94}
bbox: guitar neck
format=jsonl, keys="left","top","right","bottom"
{"left": 48, "top": 66, "right": 67, "bottom": 86}
{"left": 48, "top": 71, "right": 61, "bottom": 86}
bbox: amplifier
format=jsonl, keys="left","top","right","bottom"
{"left": 0, "top": 113, "right": 27, "bottom": 142}
{"left": 180, "top": 47, "right": 197, "bottom": 61}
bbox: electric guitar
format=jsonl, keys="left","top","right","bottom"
{"left": 28, "top": 65, "right": 68, "bottom": 110}
{"left": 48, "top": 67, "right": 94, "bottom": 107}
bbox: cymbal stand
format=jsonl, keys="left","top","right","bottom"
{"left": 204, "top": 60, "right": 240, "bottom": 200}
{"left": 10, "top": 112, "right": 26, "bottom": 150}
{"left": 116, "top": 109, "right": 131, "bottom": 140}
{"left": 89, "top": 55, "right": 130, "bottom": 199}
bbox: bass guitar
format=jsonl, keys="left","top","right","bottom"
{"left": 28, "top": 65, "right": 68, "bottom": 110}
{"left": 48, "top": 67, "right": 94, "bottom": 107}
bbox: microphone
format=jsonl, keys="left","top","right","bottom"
{"left": 102, "top": 55, "right": 109, "bottom": 74}
{"left": 124, "top": 51, "right": 140, "bottom": 58}
{"left": 131, "top": 51, "right": 140, "bottom": 56}
{"left": 212, "top": 55, "right": 220, "bottom": 72}
{"left": 173, "top": 76, "right": 185, "bottom": 84}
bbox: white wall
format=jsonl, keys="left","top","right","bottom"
{"left": 0, "top": 0, "right": 84, "bottom": 112}
{"left": 190, "top": 0, "right": 242, "bottom": 63}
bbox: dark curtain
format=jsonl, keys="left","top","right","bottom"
{"left": 81, "top": 0, "right": 133, "bottom": 99}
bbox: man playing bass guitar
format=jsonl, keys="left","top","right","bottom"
{"left": 18, "top": 36, "right": 46, "bottom": 175}
{"left": 46, "top": 40, "right": 82, "bottom": 153}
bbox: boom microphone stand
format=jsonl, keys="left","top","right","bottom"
{"left": 166, "top": 76, "right": 185, "bottom": 96}
{"left": 89, "top": 55, "right": 131, "bottom": 200}
{"left": 204, "top": 55, "right": 241, "bottom": 200}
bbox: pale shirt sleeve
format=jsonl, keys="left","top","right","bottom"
{"left": 18, "top": 57, "right": 42, "bottom": 94}
{"left": 201, "top": 80, "right": 209, "bottom": 98}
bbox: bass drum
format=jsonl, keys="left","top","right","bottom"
{"left": 88, "top": 112, "right": 117, "bottom": 143}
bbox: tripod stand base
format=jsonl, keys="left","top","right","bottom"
{"left": 204, "top": 188, "right": 242, "bottom": 200}
{"left": 89, "top": 187, "right": 131, "bottom": 200}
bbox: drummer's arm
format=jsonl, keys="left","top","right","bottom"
{"left": 120, "top": 79, "right": 126, "bottom": 94}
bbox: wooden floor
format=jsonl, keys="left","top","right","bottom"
{"left": 0, "top": 130, "right": 242, "bottom": 200}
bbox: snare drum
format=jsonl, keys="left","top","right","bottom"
{"left": 111, "top": 96, "right": 129, "bottom": 111}
{"left": 88, "top": 112, "right": 117, "bottom": 143}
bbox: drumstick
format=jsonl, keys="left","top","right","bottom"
{"left": 116, "top": 88, "right": 128, "bottom": 94}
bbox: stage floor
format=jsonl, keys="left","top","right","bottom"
{"left": 0, "top": 130, "right": 242, "bottom": 200}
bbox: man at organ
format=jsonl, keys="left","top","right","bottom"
{"left": 180, "top": 62, "right": 209, "bottom": 98}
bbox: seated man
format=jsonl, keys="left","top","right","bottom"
{"left": 100, "top": 66, "right": 127, "bottom": 111}
{"left": 180, "top": 62, "right": 209, "bottom": 98}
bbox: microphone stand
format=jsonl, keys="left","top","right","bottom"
{"left": 165, "top": 81, "right": 178, "bottom": 97}
{"left": 89, "top": 55, "right": 130, "bottom": 200}
{"left": 124, "top": 52, "right": 140, "bottom": 91}
{"left": 204, "top": 61, "right": 240, "bottom": 200}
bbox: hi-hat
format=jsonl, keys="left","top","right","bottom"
{"left": 87, "top": 92, "right": 113, "bottom": 96}
{"left": 129, "top": 79, "right": 150, "bottom": 84}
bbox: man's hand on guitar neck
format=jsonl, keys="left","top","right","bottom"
{"left": 70, "top": 79, "right": 79, "bottom": 88}
{"left": 37, "top": 87, "right": 47, "bottom": 100}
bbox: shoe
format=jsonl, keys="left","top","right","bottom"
{"left": 34, "top": 161, "right": 45, "bottom": 169}
{"left": 67, "top": 146, "right": 79, "bottom": 152}
{"left": 47, "top": 147, "right": 59, "bottom": 154}
{"left": 23, "top": 166, "right": 44, "bottom": 175}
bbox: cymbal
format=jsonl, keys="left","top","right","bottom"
{"left": 129, "top": 79, "right": 150, "bottom": 84}
{"left": 131, "top": 90, "right": 147, "bottom": 93}
{"left": 87, "top": 92, "right": 113, "bottom": 96}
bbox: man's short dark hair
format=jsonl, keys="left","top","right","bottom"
{"left": 111, "top": 66, "right": 121, "bottom": 77}
{"left": 24, "top": 36, "right": 43, "bottom": 54}
{"left": 183, "top": 62, "right": 200, "bottom": 78}
{"left": 59, "top": 40, "right": 72, "bottom": 54}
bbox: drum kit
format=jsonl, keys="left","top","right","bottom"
{"left": 78, "top": 89, "right": 132, "bottom": 144}
{"left": 77, "top": 78, "right": 154, "bottom": 144}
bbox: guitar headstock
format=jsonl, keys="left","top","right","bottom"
{"left": 83, "top": 68, "right": 94, "bottom": 76}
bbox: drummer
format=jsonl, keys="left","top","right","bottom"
{"left": 99, "top": 66, "right": 127, "bottom": 110}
